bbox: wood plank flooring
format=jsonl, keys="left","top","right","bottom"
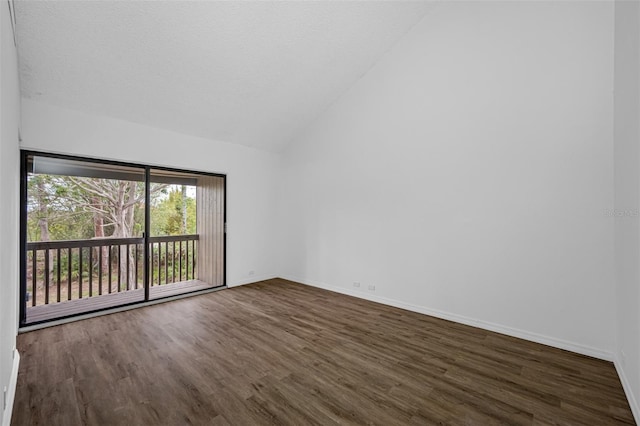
{"left": 12, "top": 278, "right": 635, "bottom": 425}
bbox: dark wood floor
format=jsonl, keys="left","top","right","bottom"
{"left": 12, "top": 279, "right": 635, "bottom": 425}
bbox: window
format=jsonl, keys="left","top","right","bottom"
{"left": 21, "top": 152, "right": 226, "bottom": 325}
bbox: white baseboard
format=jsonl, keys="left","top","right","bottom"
{"left": 283, "top": 276, "right": 613, "bottom": 362}
{"left": 614, "top": 356, "right": 640, "bottom": 424}
{"left": 2, "top": 349, "right": 20, "bottom": 426}
{"left": 229, "top": 274, "right": 277, "bottom": 288}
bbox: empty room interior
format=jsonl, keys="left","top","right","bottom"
{"left": 2, "top": 0, "right": 640, "bottom": 424}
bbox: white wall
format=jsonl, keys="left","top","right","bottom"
{"left": 21, "top": 99, "right": 280, "bottom": 287}
{"left": 279, "top": 1, "right": 616, "bottom": 359}
{"left": 614, "top": 0, "right": 640, "bottom": 420}
{"left": 0, "top": 1, "right": 21, "bottom": 425}
{"left": 10, "top": 0, "right": 636, "bottom": 422}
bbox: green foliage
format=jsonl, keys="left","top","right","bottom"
{"left": 150, "top": 187, "right": 197, "bottom": 236}
{"left": 27, "top": 175, "right": 200, "bottom": 305}
{"left": 27, "top": 175, "right": 196, "bottom": 242}
{"left": 27, "top": 174, "right": 94, "bottom": 241}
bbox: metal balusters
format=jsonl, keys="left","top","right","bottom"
{"left": 44, "top": 249, "right": 50, "bottom": 305}
{"left": 172, "top": 241, "right": 176, "bottom": 283}
{"left": 192, "top": 240, "right": 196, "bottom": 280}
{"left": 179, "top": 241, "right": 183, "bottom": 281}
{"left": 186, "top": 242, "right": 189, "bottom": 280}
{"left": 126, "top": 244, "right": 130, "bottom": 291}
{"left": 31, "top": 250, "right": 36, "bottom": 307}
{"left": 167, "top": 242, "right": 171, "bottom": 284}
{"left": 57, "top": 248, "right": 61, "bottom": 303}
{"left": 89, "top": 247, "right": 93, "bottom": 297}
{"left": 108, "top": 245, "right": 112, "bottom": 293}
{"left": 98, "top": 247, "right": 103, "bottom": 296}
{"left": 67, "top": 248, "right": 72, "bottom": 301}
{"left": 117, "top": 246, "right": 122, "bottom": 292}
{"left": 25, "top": 236, "right": 197, "bottom": 308}
{"left": 80, "top": 248, "right": 84, "bottom": 299}
{"left": 134, "top": 244, "right": 139, "bottom": 290}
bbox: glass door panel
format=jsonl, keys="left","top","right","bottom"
{"left": 24, "top": 154, "right": 146, "bottom": 324}
{"left": 148, "top": 169, "right": 224, "bottom": 300}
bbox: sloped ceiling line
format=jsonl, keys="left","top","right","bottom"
{"left": 15, "top": 1, "right": 433, "bottom": 152}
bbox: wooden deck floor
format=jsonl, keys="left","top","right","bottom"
{"left": 13, "top": 279, "right": 635, "bottom": 425}
{"left": 26, "top": 280, "right": 216, "bottom": 324}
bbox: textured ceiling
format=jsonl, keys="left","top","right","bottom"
{"left": 15, "top": 1, "right": 433, "bottom": 152}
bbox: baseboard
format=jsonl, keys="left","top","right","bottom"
{"left": 2, "top": 349, "right": 20, "bottom": 426}
{"left": 229, "top": 274, "right": 277, "bottom": 288}
{"left": 614, "top": 356, "right": 640, "bottom": 424}
{"left": 283, "top": 276, "right": 614, "bottom": 362}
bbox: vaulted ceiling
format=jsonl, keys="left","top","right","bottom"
{"left": 15, "top": 1, "right": 433, "bottom": 152}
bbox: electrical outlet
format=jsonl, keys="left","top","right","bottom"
{"left": 248, "top": 270, "right": 255, "bottom": 276}
{"left": 3, "top": 386, "right": 7, "bottom": 411}
{"left": 353, "top": 282, "right": 360, "bottom": 288}
{"left": 368, "top": 285, "right": 375, "bottom": 291}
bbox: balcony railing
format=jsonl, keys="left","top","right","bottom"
{"left": 26, "top": 234, "right": 199, "bottom": 307}
{"left": 149, "top": 235, "right": 198, "bottom": 288}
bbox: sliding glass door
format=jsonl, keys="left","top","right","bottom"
{"left": 20, "top": 152, "right": 225, "bottom": 326}
{"left": 147, "top": 169, "right": 224, "bottom": 299}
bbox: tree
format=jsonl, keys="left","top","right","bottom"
{"left": 181, "top": 185, "right": 187, "bottom": 234}
{"left": 44, "top": 176, "right": 166, "bottom": 287}
{"left": 26, "top": 174, "right": 198, "bottom": 295}
{"left": 27, "top": 174, "right": 95, "bottom": 295}
{"left": 31, "top": 176, "right": 54, "bottom": 279}
{"left": 69, "top": 178, "right": 167, "bottom": 286}
{"left": 150, "top": 187, "right": 196, "bottom": 236}
{"left": 91, "top": 196, "right": 108, "bottom": 274}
